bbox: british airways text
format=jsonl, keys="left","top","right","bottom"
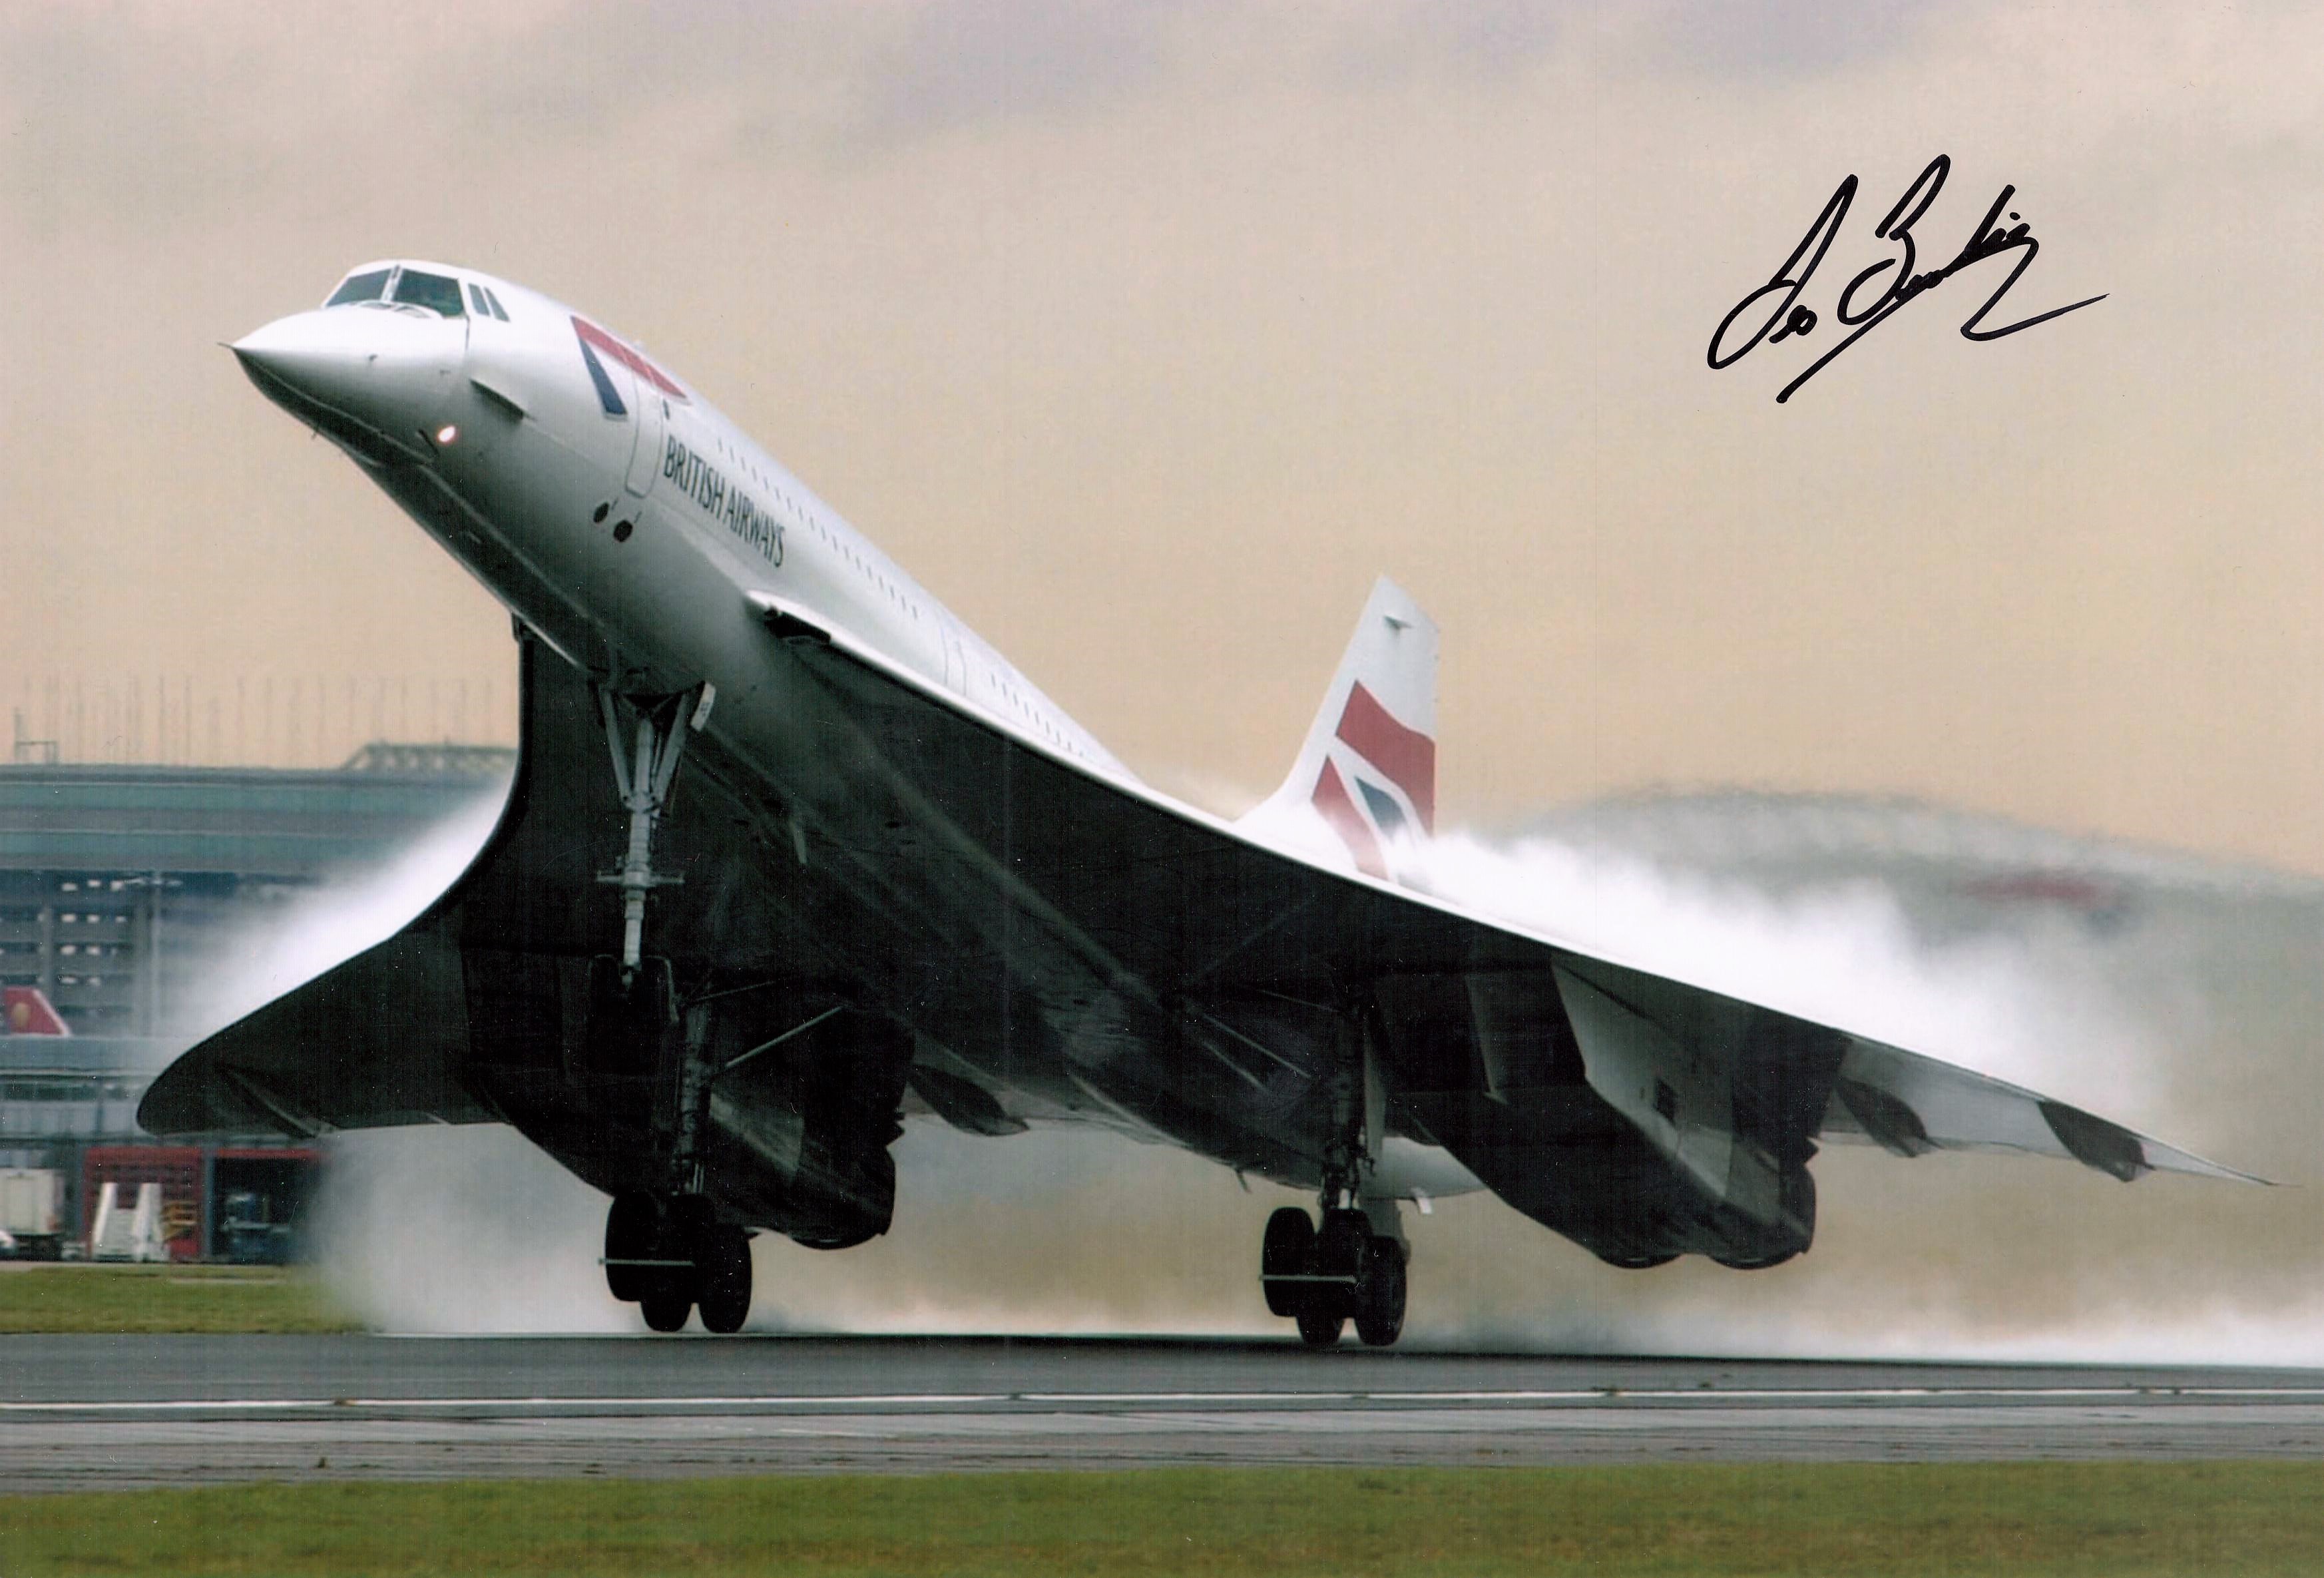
{"left": 664, "top": 437, "right": 784, "bottom": 566}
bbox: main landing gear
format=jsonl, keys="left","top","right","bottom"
{"left": 1262, "top": 1204, "right": 1407, "bottom": 1348}
{"left": 603, "top": 1192, "right": 755, "bottom": 1334}
{"left": 1260, "top": 1003, "right": 1408, "bottom": 1348}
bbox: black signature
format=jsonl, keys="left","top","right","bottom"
{"left": 1708, "top": 156, "right": 2106, "bottom": 404}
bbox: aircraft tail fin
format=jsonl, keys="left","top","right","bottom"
{"left": 3, "top": 986, "right": 70, "bottom": 1036}
{"left": 1244, "top": 577, "right": 1439, "bottom": 881}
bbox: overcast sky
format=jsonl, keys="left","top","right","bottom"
{"left": 8, "top": 2, "right": 2322, "bottom": 868}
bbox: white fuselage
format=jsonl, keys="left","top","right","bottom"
{"left": 235, "top": 260, "right": 1124, "bottom": 804}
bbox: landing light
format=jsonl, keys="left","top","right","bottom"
{"left": 435, "top": 423, "right": 459, "bottom": 445}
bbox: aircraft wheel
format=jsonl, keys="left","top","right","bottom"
{"left": 1260, "top": 1206, "right": 1315, "bottom": 1317}
{"left": 1293, "top": 1208, "right": 1369, "bottom": 1349}
{"left": 1313, "top": 1210, "right": 1368, "bottom": 1306}
{"left": 603, "top": 1192, "right": 657, "bottom": 1302}
{"left": 1295, "top": 1305, "right": 1345, "bottom": 1348}
{"left": 640, "top": 1290, "right": 692, "bottom": 1332}
{"left": 695, "top": 1224, "right": 754, "bottom": 1335}
{"left": 1353, "top": 1236, "right": 1406, "bottom": 1348}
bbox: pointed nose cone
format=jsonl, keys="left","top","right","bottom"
{"left": 231, "top": 308, "right": 465, "bottom": 460}
{"left": 232, "top": 312, "right": 371, "bottom": 416}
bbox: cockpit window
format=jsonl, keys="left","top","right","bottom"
{"left": 389, "top": 269, "right": 465, "bottom": 318}
{"left": 467, "top": 282, "right": 491, "bottom": 316}
{"left": 325, "top": 268, "right": 392, "bottom": 307}
{"left": 481, "top": 286, "right": 511, "bottom": 322}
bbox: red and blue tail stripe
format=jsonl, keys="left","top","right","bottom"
{"left": 572, "top": 316, "right": 688, "bottom": 417}
{"left": 1311, "top": 681, "right": 1435, "bottom": 878}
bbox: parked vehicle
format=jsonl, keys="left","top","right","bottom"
{"left": 0, "top": 1168, "right": 66, "bottom": 1260}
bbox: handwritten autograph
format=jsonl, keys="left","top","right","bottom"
{"left": 1708, "top": 156, "right": 2106, "bottom": 404}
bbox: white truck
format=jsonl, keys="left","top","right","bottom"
{"left": 0, "top": 1168, "right": 66, "bottom": 1260}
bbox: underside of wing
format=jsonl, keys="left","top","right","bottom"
{"left": 136, "top": 928, "right": 492, "bottom": 1136}
{"left": 1825, "top": 1035, "right": 2259, "bottom": 1183}
{"left": 745, "top": 600, "right": 2261, "bottom": 1268}
{"left": 142, "top": 594, "right": 2259, "bottom": 1280}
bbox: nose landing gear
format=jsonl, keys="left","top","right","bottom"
{"left": 588, "top": 682, "right": 763, "bottom": 1336}
{"left": 594, "top": 684, "right": 712, "bottom": 985}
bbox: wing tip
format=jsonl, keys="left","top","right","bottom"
{"left": 2138, "top": 1137, "right": 2275, "bottom": 1187}
{"left": 2040, "top": 1099, "right": 2271, "bottom": 1186}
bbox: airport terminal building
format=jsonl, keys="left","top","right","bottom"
{"left": 0, "top": 745, "right": 510, "bottom": 1257}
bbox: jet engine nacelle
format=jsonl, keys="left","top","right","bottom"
{"left": 698, "top": 1006, "right": 912, "bottom": 1250}
{"left": 1554, "top": 959, "right": 1841, "bottom": 1263}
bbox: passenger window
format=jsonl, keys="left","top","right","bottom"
{"left": 326, "top": 268, "right": 392, "bottom": 307}
{"left": 389, "top": 268, "right": 465, "bottom": 317}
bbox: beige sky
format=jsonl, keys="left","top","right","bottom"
{"left": 7, "top": 2, "right": 2322, "bottom": 868}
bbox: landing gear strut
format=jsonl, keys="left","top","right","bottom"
{"left": 590, "top": 684, "right": 760, "bottom": 1335}
{"left": 602, "top": 1192, "right": 756, "bottom": 1334}
{"left": 594, "top": 684, "right": 712, "bottom": 985}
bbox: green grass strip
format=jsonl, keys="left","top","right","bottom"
{"left": 5, "top": 1462, "right": 2320, "bottom": 1576}
{"left": 0, "top": 1264, "right": 358, "bottom": 1334}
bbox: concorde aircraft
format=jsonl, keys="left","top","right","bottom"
{"left": 141, "top": 261, "right": 2249, "bottom": 1343}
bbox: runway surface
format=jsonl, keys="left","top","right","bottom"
{"left": 8, "top": 1334, "right": 2324, "bottom": 1492}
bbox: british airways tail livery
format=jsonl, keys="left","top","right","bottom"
{"left": 142, "top": 260, "right": 2251, "bottom": 1342}
{"left": 1242, "top": 579, "right": 1439, "bottom": 889}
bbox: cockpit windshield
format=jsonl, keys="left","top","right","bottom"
{"left": 389, "top": 269, "right": 465, "bottom": 317}
{"left": 324, "top": 268, "right": 391, "bottom": 306}
{"left": 321, "top": 265, "right": 466, "bottom": 318}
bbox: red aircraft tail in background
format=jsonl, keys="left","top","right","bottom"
{"left": 3, "top": 986, "right": 70, "bottom": 1036}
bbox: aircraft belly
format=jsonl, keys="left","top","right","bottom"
{"left": 371, "top": 456, "right": 612, "bottom": 683}
{"left": 142, "top": 601, "right": 1798, "bottom": 1258}
{"left": 413, "top": 631, "right": 1325, "bottom": 1196}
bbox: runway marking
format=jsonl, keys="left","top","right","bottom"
{"left": 1364, "top": 1386, "right": 2324, "bottom": 1404}
{"left": 11, "top": 1385, "right": 2324, "bottom": 1416}
{"left": 1014, "top": 1392, "right": 1362, "bottom": 1404}
{"left": 0, "top": 1394, "right": 1010, "bottom": 1414}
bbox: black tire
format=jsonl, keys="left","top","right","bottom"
{"left": 640, "top": 1291, "right": 692, "bottom": 1332}
{"left": 1312, "top": 1210, "right": 1368, "bottom": 1319}
{"left": 696, "top": 1224, "right": 754, "bottom": 1335}
{"left": 1295, "top": 1306, "right": 1345, "bottom": 1348}
{"left": 603, "top": 1192, "right": 657, "bottom": 1303}
{"left": 1353, "top": 1236, "right": 1406, "bottom": 1348}
{"left": 1260, "top": 1207, "right": 1315, "bottom": 1317}
{"left": 649, "top": 1192, "right": 715, "bottom": 1306}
